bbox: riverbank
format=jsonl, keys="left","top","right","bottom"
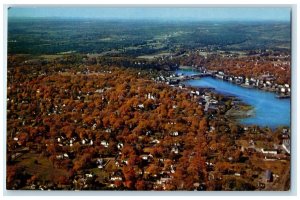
{"left": 174, "top": 67, "right": 291, "bottom": 99}
{"left": 179, "top": 73, "right": 290, "bottom": 128}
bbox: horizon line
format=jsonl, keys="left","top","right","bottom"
{"left": 7, "top": 16, "right": 291, "bottom": 23}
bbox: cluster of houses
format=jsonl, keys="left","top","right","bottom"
{"left": 72, "top": 172, "right": 96, "bottom": 190}
{"left": 159, "top": 67, "right": 291, "bottom": 98}
{"left": 153, "top": 72, "right": 224, "bottom": 115}
{"left": 210, "top": 70, "right": 291, "bottom": 97}
{"left": 153, "top": 74, "right": 179, "bottom": 85}
{"left": 106, "top": 135, "right": 186, "bottom": 189}
{"left": 243, "top": 127, "right": 290, "bottom": 162}
{"left": 242, "top": 127, "right": 291, "bottom": 162}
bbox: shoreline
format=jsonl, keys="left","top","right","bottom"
{"left": 174, "top": 67, "right": 290, "bottom": 99}
{"left": 173, "top": 70, "right": 290, "bottom": 129}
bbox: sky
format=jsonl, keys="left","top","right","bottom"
{"left": 8, "top": 7, "right": 291, "bottom": 22}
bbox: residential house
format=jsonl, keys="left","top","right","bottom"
{"left": 261, "top": 149, "right": 278, "bottom": 155}
{"left": 101, "top": 140, "right": 109, "bottom": 148}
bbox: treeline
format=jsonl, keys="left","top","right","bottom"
{"left": 175, "top": 51, "right": 291, "bottom": 85}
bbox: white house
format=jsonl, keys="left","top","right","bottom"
{"left": 101, "top": 140, "right": 109, "bottom": 148}
{"left": 170, "top": 131, "right": 179, "bottom": 136}
{"left": 117, "top": 142, "right": 124, "bottom": 149}
{"left": 110, "top": 176, "right": 122, "bottom": 181}
{"left": 261, "top": 149, "right": 278, "bottom": 155}
{"left": 92, "top": 123, "right": 97, "bottom": 130}
{"left": 85, "top": 173, "right": 93, "bottom": 178}
{"left": 171, "top": 146, "right": 179, "bottom": 154}
{"left": 138, "top": 104, "right": 144, "bottom": 109}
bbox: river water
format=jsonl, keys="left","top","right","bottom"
{"left": 176, "top": 69, "right": 291, "bottom": 128}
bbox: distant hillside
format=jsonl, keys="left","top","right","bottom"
{"left": 8, "top": 18, "right": 291, "bottom": 55}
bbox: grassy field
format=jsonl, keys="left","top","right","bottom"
{"left": 90, "top": 158, "right": 117, "bottom": 182}
{"left": 13, "top": 153, "right": 69, "bottom": 183}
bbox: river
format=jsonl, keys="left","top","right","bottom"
{"left": 176, "top": 69, "right": 291, "bottom": 128}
